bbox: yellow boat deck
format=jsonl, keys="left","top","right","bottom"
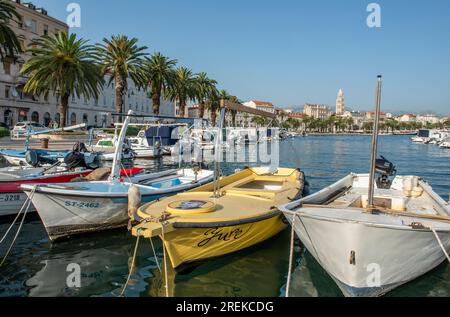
{"left": 133, "top": 167, "right": 302, "bottom": 237}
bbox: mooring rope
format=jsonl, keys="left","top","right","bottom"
{"left": 431, "top": 227, "right": 450, "bottom": 263}
{"left": 286, "top": 214, "right": 296, "bottom": 297}
{"left": 0, "top": 186, "right": 36, "bottom": 267}
{"left": 161, "top": 221, "right": 169, "bottom": 298}
{"left": 118, "top": 235, "right": 140, "bottom": 297}
{"left": 150, "top": 237, "right": 162, "bottom": 273}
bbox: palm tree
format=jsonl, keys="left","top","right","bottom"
{"left": 21, "top": 32, "right": 103, "bottom": 127}
{"left": 166, "top": 67, "right": 195, "bottom": 117}
{"left": 0, "top": 0, "right": 22, "bottom": 60}
{"left": 144, "top": 52, "right": 177, "bottom": 115}
{"left": 194, "top": 72, "right": 217, "bottom": 118}
{"left": 96, "top": 35, "right": 147, "bottom": 121}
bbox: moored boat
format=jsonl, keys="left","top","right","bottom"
{"left": 279, "top": 172, "right": 450, "bottom": 297}
{"left": 21, "top": 168, "right": 214, "bottom": 240}
{"left": 0, "top": 166, "right": 92, "bottom": 217}
{"left": 131, "top": 167, "right": 308, "bottom": 269}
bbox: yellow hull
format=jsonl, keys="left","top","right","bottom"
{"left": 163, "top": 214, "right": 287, "bottom": 268}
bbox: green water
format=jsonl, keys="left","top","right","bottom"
{"left": 0, "top": 135, "right": 449, "bottom": 297}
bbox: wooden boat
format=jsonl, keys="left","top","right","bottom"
{"left": 279, "top": 172, "right": 450, "bottom": 297}
{"left": 131, "top": 167, "right": 307, "bottom": 269}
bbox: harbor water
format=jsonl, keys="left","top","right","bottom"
{"left": 0, "top": 135, "right": 449, "bottom": 297}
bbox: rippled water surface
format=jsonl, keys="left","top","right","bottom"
{"left": 1, "top": 135, "right": 449, "bottom": 297}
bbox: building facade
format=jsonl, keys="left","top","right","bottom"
{"left": 1, "top": 0, "right": 68, "bottom": 127}
{"left": 336, "top": 89, "right": 345, "bottom": 116}
{"left": 1, "top": 1, "right": 174, "bottom": 128}
{"left": 303, "top": 104, "right": 331, "bottom": 120}
{"left": 243, "top": 100, "right": 275, "bottom": 114}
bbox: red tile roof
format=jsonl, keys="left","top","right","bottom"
{"left": 252, "top": 101, "right": 274, "bottom": 107}
{"left": 289, "top": 113, "right": 305, "bottom": 119}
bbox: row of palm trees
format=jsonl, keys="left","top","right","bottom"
{"left": 0, "top": 1, "right": 230, "bottom": 127}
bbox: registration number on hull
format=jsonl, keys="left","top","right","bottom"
{"left": 0, "top": 194, "right": 21, "bottom": 202}
{"left": 64, "top": 201, "right": 100, "bottom": 209}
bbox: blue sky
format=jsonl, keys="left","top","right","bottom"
{"left": 31, "top": 0, "right": 450, "bottom": 115}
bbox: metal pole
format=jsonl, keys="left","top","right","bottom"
{"left": 213, "top": 100, "right": 226, "bottom": 198}
{"left": 368, "top": 75, "right": 383, "bottom": 208}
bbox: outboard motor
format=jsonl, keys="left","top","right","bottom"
{"left": 375, "top": 155, "right": 397, "bottom": 189}
{"left": 25, "top": 150, "right": 58, "bottom": 167}
{"left": 64, "top": 142, "right": 99, "bottom": 169}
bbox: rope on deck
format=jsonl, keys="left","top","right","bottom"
{"left": 431, "top": 227, "right": 450, "bottom": 264}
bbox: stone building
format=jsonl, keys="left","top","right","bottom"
{"left": 303, "top": 104, "right": 331, "bottom": 120}
{"left": 336, "top": 89, "right": 345, "bottom": 116}
{"left": 1, "top": 1, "right": 174, "bottom": 128}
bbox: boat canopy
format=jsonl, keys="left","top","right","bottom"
{"left": 145, "top": 126, "right": 182, "bottom": 146}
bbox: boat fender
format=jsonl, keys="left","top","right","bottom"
{"left": 128, "top": 185, "right": 142, "bottom": 220}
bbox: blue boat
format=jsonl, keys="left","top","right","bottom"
{"left": 0, "top": 149, "right": 68, "bottom": 166}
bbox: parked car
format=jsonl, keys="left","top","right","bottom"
{"left": 11, "top": 122, "right": 47, "bottom": 138}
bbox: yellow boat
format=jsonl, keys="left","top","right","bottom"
{"left": 131, "top": 167, "right": 307, "bottom": 269}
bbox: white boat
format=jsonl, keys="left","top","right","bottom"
{"left": 439, "top": 138, "right": 450, "bottom": 148}
{"left": 279, "top": 172, "right": 450, "bottom": 297}
{"left": 92, "top": 137, "right": 159, "bottom": 159}
{"left": 21, "top": 168, "right": 214, "bottom": 240}
{"left": 411, "top": 129, "right": 441, "bottom": 144}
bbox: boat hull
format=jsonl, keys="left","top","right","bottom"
{"left": 289, "top": 213, "right": 450, "bottom": 297}
{"left": 24, "top": 191, "right": 164, "bottom": 241}
{"left": 163, "top": 214, "right": 288, "bottom": 269}
{"left": 0, "top": 192, "right": 36, "bottom": 216}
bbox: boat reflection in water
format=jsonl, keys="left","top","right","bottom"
{"left": 144, "top": 230, "right": 295, "bottom": 297}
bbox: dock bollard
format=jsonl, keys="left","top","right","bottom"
{"left": 41, "top": 138, "right": 49, "bottom": 149}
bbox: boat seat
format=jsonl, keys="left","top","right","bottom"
{"left": 328, "top": 193, "right": 362, "bottom": 208}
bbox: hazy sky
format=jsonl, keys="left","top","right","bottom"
{"left": 31, "top": 0, "right": 450, "bottom": 115}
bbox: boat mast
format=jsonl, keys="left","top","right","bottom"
{"left": 213, "top": 101, "right": 226, "bottom": 198}
{"left": 110, "top": 110, "right": 133, "bottom": 183}
{"left": 368, "top": 75, "right": 383, "bottom": 209}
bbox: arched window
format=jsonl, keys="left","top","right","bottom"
{"left": 31, "top": 111, "right": 39, "bottom": 123}
{"left": 94, "top": 115, "right": 98, "bottom": 127}
{"left": 82, "top": 113, "right": 88, "bottom": 124}
{"left": 44, "top": 112, "right": 51, "bottom": 127}
{"left": 70, "top": 113, "right": 76, "bottom": 126}
{"left": 18, "top": 110, "right": 27, "bottom": 122}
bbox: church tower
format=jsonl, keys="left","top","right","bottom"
{"left": 336, "top": 89, "right": 345, "bottom": 116}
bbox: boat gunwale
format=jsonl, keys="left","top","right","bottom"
{"left": 20, "top": 173, "right": 215, "bottom": 198}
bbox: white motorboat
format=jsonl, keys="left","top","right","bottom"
{"left": 439, "top": 138, "right": 450, "bottom": 148}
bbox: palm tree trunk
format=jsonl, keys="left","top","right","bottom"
{"left": 198, "top": 101, "right": 205, "bottom": 118}
{"left": 211, "top": 110, "right": 217, "bottom": 127}
{"left": 59, "top": 92, "right": 70, "bottom": 128}
{"left": 231, "top": 110, "right": 237, "bottom": 127}
{"left": 152, "top": 88, "right": 161, "bottom": 115}
{"left": 115, "top": 75, "right": 125, "bottom": 123}
{"left": 179, "top": 99, "right": 186, "bottom": 117}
